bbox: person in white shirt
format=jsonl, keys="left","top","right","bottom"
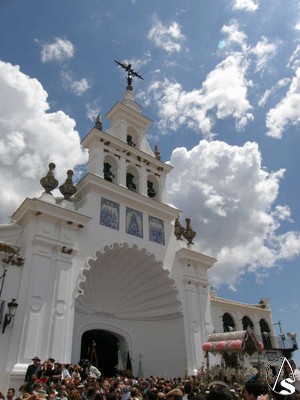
{"left": 88, "top": 362, "right": 101, "bottom": 379}
{"left": 61, "top": 364, "right": 71, "bottom": 380}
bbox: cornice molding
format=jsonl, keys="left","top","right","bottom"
{"left": 176, "top": 247, "right": 217, "bottom": 269}
{"left": 76, "top": 173, "right": 180, "bottom": 220}
{"left": 211, "top": 296, "right": 271, "bottom": 312}
{"left": 12, "top": 197, "right": 92, "bottom": 227}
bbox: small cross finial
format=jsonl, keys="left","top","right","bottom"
{"left": 114, "top": 60, "right": 144, "bottom": 90}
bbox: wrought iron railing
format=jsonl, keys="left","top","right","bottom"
{"left": 275, "top": 336, "right": 298, "bottom": 351}
{"left": 256, "top": 334, "right": 298, "bottom": 352}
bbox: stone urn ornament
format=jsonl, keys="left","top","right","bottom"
{"left": 40, "top": 162, "right": 59, "bottom": 194}
{"left": 183, "top": 218, "right": 196, "bottom": 245}
{"left": 59, "top": 170, "right": 77, "bottom": 200}
{"left": 174, "top": 216, "right": 185, "bottom": 240}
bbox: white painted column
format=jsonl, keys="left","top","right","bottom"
{"left": 88, "top": 144, "right": 104, "bottom": 177}
{"left": 175, "top": 249, "right": 216, "bottom": 375}
{"left": 139, "top": 166, "right": 148, "bottom": 196}
{"left": 17, "top": 241, "right": 56, "bottom": 362}
{"left": 160, "top": 175, "right": 166, "bottom": 203}
{"left": 197, "top": 284, "right": 211, "bottom": 367}
{"left": 119, "top": 158, "right": 127, "bottom": 188}
{"left": 181, "top": 278, "right": 200, "bottom": 374}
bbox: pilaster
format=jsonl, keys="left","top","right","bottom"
{"left": 140, "top": 167, "right": 148, "bottom": 196}
{"left": 176, "top": 248, "right": 216, "bottom": 374}
{"left": 7, "top": 197, "right": 91, "bottom": 378}
{"left": 119, "top": 158, "right": 127, "bottom": 188}
{"left": 159, "top": 176, "right": 165, "bottom": 202}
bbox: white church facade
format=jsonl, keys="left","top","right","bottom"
{"left": 0, "top": 82, "right": 297, "bottom": 390}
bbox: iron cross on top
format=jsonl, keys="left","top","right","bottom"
{"left": 114, "top": 60, "right": 144, "bottom": 90}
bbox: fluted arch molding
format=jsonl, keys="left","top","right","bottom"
{"left": 75, "top": 242, "right": 182, "bottom": 321}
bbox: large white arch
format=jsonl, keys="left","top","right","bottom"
{"left": 72, "top": 243, "right": 185, "bottom": 376}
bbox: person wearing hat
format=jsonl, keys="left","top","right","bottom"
{"left": 25, "top": 357, "right": 41, "bottom": 382}
{"left": 36, "top": 390, "right": 48, "bottom": 400}
{"left": 166, "top": 388, "right": 183, "bottom": 400}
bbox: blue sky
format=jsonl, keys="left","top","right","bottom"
{"left": 0, "top": 0, "right": 300, "bottom": 365}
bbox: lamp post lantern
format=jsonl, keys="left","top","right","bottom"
{"left": 2, "top": 298, "right": 18, "bottom": 334}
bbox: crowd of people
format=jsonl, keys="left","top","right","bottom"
{"left": 0, "top": 356, "right": 299, "bottom": 400}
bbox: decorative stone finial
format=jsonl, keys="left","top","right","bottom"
{"left": 40, "top": 162, "right": 59, "bottom": 194}
{"left": 59, "top": 170, "right": 77, "bottom": 200}
{"left": 174, "top": 216, "right": 185, "bottom": 240}
{"left": 95, "top": 113, "right": 103, "bottom": 130}
{"left": 183, "top": 218, "right": 196, "bottom": 245}
{"left": 154, "top": 145, "right": 161, "bottom": 160}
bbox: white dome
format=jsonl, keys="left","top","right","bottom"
{"left": 76, "top": 243, "right": 182, "bottom": 321}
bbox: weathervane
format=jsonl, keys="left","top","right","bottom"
{"left": 114, "top": 60, "right": 144, "bottom": 90}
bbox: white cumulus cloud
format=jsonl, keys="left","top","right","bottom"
{"left": 221, "top": 20, "right": 248, "bottom": 52}
{"left": 0, "top": 61, "right": 87, "bottom": 223}
{"left": 232, "top": 0, "right": 260, "bottom": 12}
{"left": 61, "top": 70, "right": 91, "bottom": 96}
{"left": 258, "top": 78, "right": 290, "bottom": 107}
{"left": 220, "top": 23, "right": 278, "bottom": 73}
{"left": 266, "top": 67, "right": 300, "bottom": 138}
{"left": 147, "top": 16, "right": 185, "bottom": 53}
{"left": 288, "top": 45, "right": 300, "bottom": 71}
{"left": 251, "top": 36, "right": 279, "bottom": 72}
{"left": 144, "top": 53, "right": 253, "bottom": 137}
{"left": 40, "top": 37, "right": 75, "bottom": 63}
{"left": 86, "top": 99, "right": 102, "bottom": 122}
{"left": 166, "top": 140, "right": 300, "bottom": 286}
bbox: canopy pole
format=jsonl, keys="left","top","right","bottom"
{"left": 205, "top": 351, "right": 210, "bottom": 381}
